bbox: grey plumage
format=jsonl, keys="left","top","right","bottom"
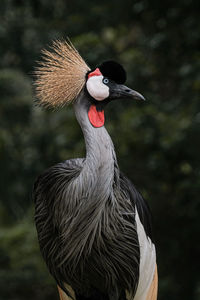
{"left": 33, "top": 93, "right": 146, "bottom": 299}
{"left": 33, "top": 40, "right": 156, "bottom": 300}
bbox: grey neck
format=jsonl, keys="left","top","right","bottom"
{"left": 71, "top": 91, "right": 119, "bottom": 257}
{"left": 74, "top": 91, "right": 116, "bottom": 187}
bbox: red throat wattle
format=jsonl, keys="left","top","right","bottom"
{"left": 88, "top": 105, "right": 105, "bottom": 128}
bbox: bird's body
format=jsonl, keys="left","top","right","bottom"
{"left": 33, "top": 40, "right": 158, "bottom": 300}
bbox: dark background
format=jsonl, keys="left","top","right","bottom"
{"left": 0, "top": 0, "right": 200, "bottom": 299}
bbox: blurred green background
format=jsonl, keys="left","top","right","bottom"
{"left": 0, "top": 0, "right": 200, "bottom": 299}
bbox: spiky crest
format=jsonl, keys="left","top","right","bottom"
{"left": 34, "top": 39, "right": 90, "bottom": 107}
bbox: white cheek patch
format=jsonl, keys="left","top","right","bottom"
{"left": 86, "top": 75, "right": 109, "bottom": 101}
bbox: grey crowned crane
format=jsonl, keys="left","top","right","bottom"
{"left": 33, "top": 40, "right": 158, "bottom": 300}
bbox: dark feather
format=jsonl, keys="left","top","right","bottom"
{"left": 119, "top": 172, "right": 154, "bottom": 243}
{"left": 98, "top": 61, "right": 126, "bottom": 84}
{"left": 33, "top": 158, "right": 143, "bottom": 299}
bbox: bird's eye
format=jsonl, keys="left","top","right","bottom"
{"left": 103, "top": 78, "right": 109, "bottom": 84}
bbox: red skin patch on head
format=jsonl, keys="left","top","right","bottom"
{"left": 88, "top": 105, "right": 105, "bottom": 128}
{"left": 88, "top": 68, "right": 102, "bottom": 78}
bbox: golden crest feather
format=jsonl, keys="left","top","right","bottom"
{"left": 34, "top": 39, "right": 90, "bottom": 107}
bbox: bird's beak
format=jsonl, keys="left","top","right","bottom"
{"left": 109, "top": 83, "right": 145, "bottom": 101}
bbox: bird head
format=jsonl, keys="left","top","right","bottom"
{"left": 34, "top": 39, "right": 145, "bottom": 127}
{"left": 86, "top": 61, "right": 145, "bottom": 103}
{"left": 85, "top": 61, "right": 145, "bottom": 127}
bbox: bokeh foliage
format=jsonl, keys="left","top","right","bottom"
{"left": 0, "top": 0, "right": 200, "bottom": 299}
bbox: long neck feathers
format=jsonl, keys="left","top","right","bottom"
{"left": 34, "top": 91, "right": 139, "bottom": 298}
{"left": 71, "top": 93, "right": 139, "bottom": 297}
{"left": 73, "top": 92, "right": 118, "bottom": 250}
